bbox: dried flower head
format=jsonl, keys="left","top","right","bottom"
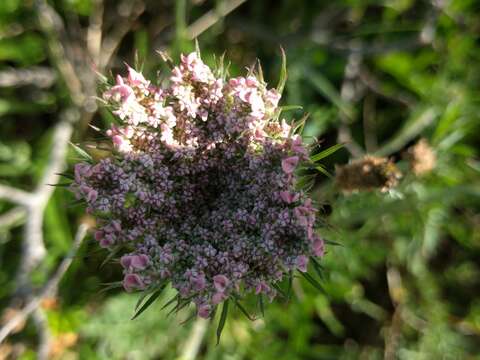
{"left": 405, "top": 138, "right": 436, "bottom": 176}
{"left": 71, "top": 51, "right": 325, "bottom": 322}
{"left": 335, "top": 156, "right": 401, "bottom": 193}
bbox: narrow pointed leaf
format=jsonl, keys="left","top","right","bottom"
{"left": 324, "top": 239, "right": 342, "bottom": 246}
{"left": 180, "top": 312, "right": 197, "bottom": 325}
{"left": 161, "top": 294, "right": 179, "bottom": 311}
{"left": 258, "top": 295, "right": 265, "bottom": 317}
{"left": 100, "top": 246, "right": 122, "bottom": 268}
{"left": 233, "top": 298, "right": 255, "bottom": 321}
{"left": 135, "top": 291, "right": 151, "bottom": 311}
{"left": 271, "top": 283, "right": 287, "bottom": 298}
{"left": 310, "top": 143, "right": 345, "bottom": 162}
{"left": 280, "top": 105, "right": 303, "bottom": 112}
{"left": 132, "top": 287, "right": 165, "bottom": 320}
{"left": 216, "top": 299, "right": 229, "bottom": 345}
{"left": 310, "top": 257, "right": 325, "bottom": 280}
{"left": 98, "top": 282, "right": 123, "bottom": 294}
{"left": 299, "top": 271, "right": 325, "bottom": 293}
{"left": 286, "top": 272, "right": 293, "bottom": 301}
{"left": 315, "top": 165, "right": 332, "bottom": 178}
{"left": 56, "top": 172, "right": 74, "bottom": 180}
{"left": 276, "top": 47, "right": 287, "bottom": 95}
{"left": 48, "top": 183, "right": 71, "bottom": 187}
{"left": 70, "top": 142, "right": 93, "bottom": 162}
{"left": 291, "top": 113, "right": 310, "bottom": 136}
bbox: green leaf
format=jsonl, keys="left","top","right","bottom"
{"left": 131, "top": 287, "right": 165, "bottom": 320}
{"left": 324, "top": 239, "right": 342, "bottom": 246}
{"left": 310, "top": 143, "right": 345, "bottom": 162}
{"left": 280, "top": 105, "right": 303, "bottom": 112}
{"left": 100, "top": 245, "right": 122, "bottom": 269}
{"left": 161, "top": 294, "right": 179, "bottom": 311}
{"left": 315, "top": 165, "right": 332, "bottom": 178}
{"left": 166, "top": 296, "right": 192, "bottom": 317}
{"left": 135, "top": 291, "right": 151, "bottom": 311}
{"left": 286, "top": 272, "right": 293, "bottom": 301}
{"left": 258, "top": 295, "right": 265, "bottom": 318}
{"left": 276, "top": 47, "right": 287, "bottom": 95}
{"left": 98, "top": 282, "right": 123, "bottom": 294}
{"left": 291, "top": 113, "right": 310, "bottom": 136}
{"left": 48, "top": 182, "right": 71, "bottom": 187}
{"left": 299, "top": 271, "right": 325, "bottom": 293}
{"left": 216, "top": 299, "right": 229, "bottom": 345}
{"left": 56, "top": 172, "right": 74, "bottom": 180}
{"left": 271, "top": 283, "right": 287, "bottom": 299}
{"left": 233, "top": 297, "right": 255, "bottom": 321}
{"left": 69, "top": 142, "right": 93, "bottom": 162}
{"left": 310, "top": 257, "right": 325, "bottom": 280}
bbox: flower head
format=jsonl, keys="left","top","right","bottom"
{"left": 71, "top": 52, "right": 326, "bottom": 319}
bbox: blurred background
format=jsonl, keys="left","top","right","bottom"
{"left": 0, "top": 0, "right": 479, "bottom": 359}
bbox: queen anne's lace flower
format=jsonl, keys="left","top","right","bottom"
{"left": 72, "top": 52, "right": 325, "bottom": 319}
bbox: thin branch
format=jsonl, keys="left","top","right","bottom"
{"left": 32, "top": 308, "right": 51, "bottom": 360}
{"left": 87, "top": 0, "right": 104, "bottom": 67}
{"left": 338, "top": 48, "right": 365, "bottom": 158}
{"left": 186, "top": 0, "right": 247, "bottom": 40}
{"left": 99, "top": 0, "right": 145, "bottom": 70}
{"left": 15, "top": 113, "right": 77, "bottom": 289}
{"left": 180, "top": 318, "right": 209, "bottom": 360}
{"left": 35, "top": 0, "right": 85, "bottom": 107}
{"left": 0, "top": 207, "right": 26, "bottom": 229}
{"left": 0, "top": 67, "right": 56, "bottom": 88}
{"left": 0, "top": 224, "right": 88, "bottom": 344}
{"left": 0, "top": 185, "right": 31, "bottom": 206}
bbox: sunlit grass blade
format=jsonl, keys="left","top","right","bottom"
{"left": 310, "top": 143, "right": 345, "bottom": 162}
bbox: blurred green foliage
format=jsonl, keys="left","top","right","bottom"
{"left": 0, "top": 0, "right": 479, "bottom": 359}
